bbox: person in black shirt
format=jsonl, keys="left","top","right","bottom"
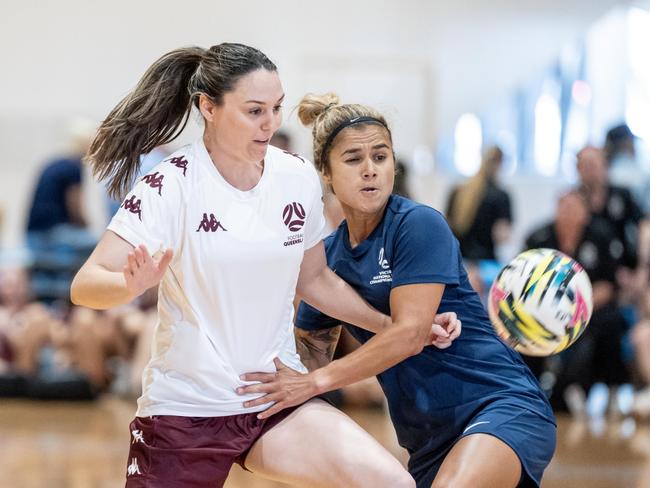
{"left": 525, "top": 191, "right": 630, "bottom": 412}
{"left": 576, "top": 145, "right": 643, "bottom": 270}
{"left": 446, "top": 146, "right": 512, "bottom": 261}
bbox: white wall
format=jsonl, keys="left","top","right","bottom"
{"left": 0, "top": 0, "right": 625, "bottom": 248}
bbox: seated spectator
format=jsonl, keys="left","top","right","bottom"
{"left": 0, "top": 267, "right": 155, "bottom": 400}
{"left": 25, "top": 118, "right": 97, "bottom": 302}
{"left": 630, "top": 288, "right": 650, "bottom": 418}
{"left": 525, "top": 191, "right": 630, "bottom": 413}
{"left": 576, "top": 145, "right": 643, "bottom": 279}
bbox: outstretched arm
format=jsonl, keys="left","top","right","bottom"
{"left": 295, "top": 241, "right": 459, "bottom": 343}
{"left": 70, "top": 230, "right": 172, "bottom": 310}
{"left": 240, "top": 282, "right": 447, "bottom": 418}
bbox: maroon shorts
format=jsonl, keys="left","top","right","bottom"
{"left": 124, "top": 407, "right": 298, "bottom": 487}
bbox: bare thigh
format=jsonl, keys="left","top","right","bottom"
{"left": 245, "top": 398, "right": 415, "bottom": 488}
{"left": 431, "top": 433, "right": 521, "bottom": 488}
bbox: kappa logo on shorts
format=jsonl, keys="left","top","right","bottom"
{"left": 121, "top": 195, "right": 142, "bottom": 221}
{"left": 282, "top": 202, "right": 306, "bottom": 232}
{"left": 141, "top": 171, "right": 164, "bottom": 195}
{"left": 196, "top": 213, "right": 227, "bottom": 232}
{"left": 167, "top": 155, "right": 188, "bottom": 176}
{"left": 127, "top": 457, "right": 141, "bottom": 476}
{"left": 131, "top": 429, "right": 144, "bottom": 444}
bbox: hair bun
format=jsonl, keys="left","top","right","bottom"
{"left": 297, "top": 93, "right": 340, "bottom": 127}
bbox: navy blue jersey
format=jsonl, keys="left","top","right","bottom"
{"left": 27, "top": 157, "right": 82, "bottom": 232}
{"left": 296, "top": 195, "right": 554, "bottom": 456}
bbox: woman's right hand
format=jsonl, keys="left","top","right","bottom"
{"left": 123, "top": 244, "right": 173, "bottom": 298}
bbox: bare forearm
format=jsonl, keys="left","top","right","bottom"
{"left": 298, "top": 268, "right": 389, "bottom": 333}
{"left": 71, "top": 265, "right": 134, "bottom": 310}
{"left": 295, "top": 326, "right": 341, "bottom": 372}
{"left": 311, "top": 323, "right": 426, "bottom": 394}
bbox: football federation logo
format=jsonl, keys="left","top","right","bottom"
{"left": 282, "top": 202, "right": 306, "bottom": 232}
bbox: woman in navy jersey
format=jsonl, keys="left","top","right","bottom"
{"left": 70, "top": 45, "right": 463, "bottom": 487}
{"left": 240, "top": 93, "right": 556, "bottom": 488}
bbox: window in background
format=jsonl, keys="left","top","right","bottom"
{"left": 626, "top": 7, "right": 650, "bottom": 142}
{"left": 558, "top": 40, "right": 590, "bottom": 180}
{"left": 534, "top": 77, "right": 562, "bottom": 176}
{"left": 454, "top": 113, "right": 483, "bottom": 176}
{"left": 561, "top": 79, "right": 592, "bottom": 180}
{"left": 481, "top": 94, "right": 519, "bottom": 177}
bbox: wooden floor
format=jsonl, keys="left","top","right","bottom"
{"left": 1, "top": 396, "right": 650, "bottom": 487}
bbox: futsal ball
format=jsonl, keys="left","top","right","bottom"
{"left": 487, "top": 248, "right": 593, "bottom": 356}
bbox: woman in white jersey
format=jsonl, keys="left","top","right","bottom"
{"left": 70, "top": 44, "right": 459, "bottom": 487}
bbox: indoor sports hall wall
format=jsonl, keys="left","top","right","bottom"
{"left": 0, "top": 0, "right": 624, "bottom": 251}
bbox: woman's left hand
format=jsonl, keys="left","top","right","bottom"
{"left": 430, "top": 311, "right": 461, "bottom": 349}
{"left": 237, "top": 358, "right": 317, "bottom": 419}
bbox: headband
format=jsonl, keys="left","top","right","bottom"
{"left": 322, "top": 116, "right": 388, "bottom": 162}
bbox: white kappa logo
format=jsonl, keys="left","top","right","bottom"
{"left": 131, "top": 429, "right": 145, "bottom": 444}
{"left": 127, "top": 457, "right": 141, "bottom": 476}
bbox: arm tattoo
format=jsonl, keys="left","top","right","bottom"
{"left": 295, "top": 326, "right": 342, "bottom": 372}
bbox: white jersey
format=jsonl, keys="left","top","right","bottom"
{"left": 108, "top": 139, "right": 327, "bottom": 417}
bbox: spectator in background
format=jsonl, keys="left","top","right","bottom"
{"left": 605, "top": 124, "right": 650, "bottom": 294}
{"left": 525, "top": 191, "right": 630, "bottom": 414}
{"left": 446, "top": 145, "right": 512, "bottom": 261}
{"left": 576, "top": 145, "right": 642, "bottom": 271}
{"left": 25, "top": 118, "right": 98, "bottom": 302}
{"left": 0, "top": 267, "right": 101, "bottom": 399}
{"left": 605, "top": 123, "right": 650, "bottom": 213}
{"left": 0, "top": 266, "right": 157, "bottom": 399}
{"left": 393, "top": 158, "right": 412, "bottom": 199}
{"left": 26, "top": 118, "right": 94, "bottom": 239}
{"left": 630, "top": 288, "right": 650, "bottom": 418}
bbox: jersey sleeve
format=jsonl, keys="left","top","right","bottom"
{"left": 302, "top": 161, "right": 328, "bottom": 250}
{"left": 391, "top": 207, "right": 462, "bottom": 288}
{"left": 107, "top": 169, "right": 182, "bottom": 254}
{"left": 295, "top": 300, "right": 340, "bottom": 331}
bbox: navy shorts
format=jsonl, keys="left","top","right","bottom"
{"left": 124, "top": 406, "right": 298, "bottom": 487}
{"left": 409, "top": 404, "right": 557, "bottom": 488}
